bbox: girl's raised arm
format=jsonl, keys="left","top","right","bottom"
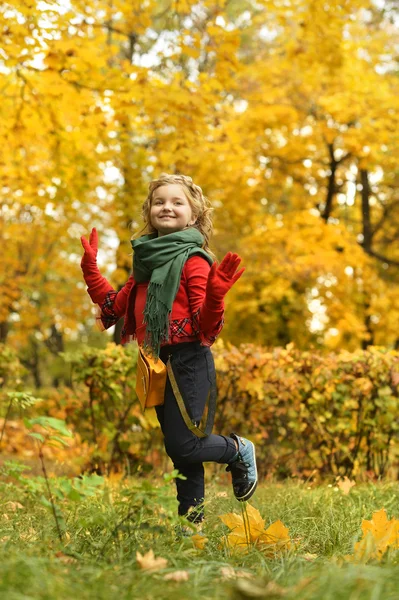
{"left": 80, "top": 228, "right": 134, "bottom": 325}
{"left": 185, "top": 253, "right": 244, "bottom": 345}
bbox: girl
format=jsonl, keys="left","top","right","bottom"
{"left": 80, "top": 173, "right": 257, "bottom": 526}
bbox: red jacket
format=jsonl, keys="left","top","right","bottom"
{"left": 84, "top": 256, "right": 224, "bottom": 347}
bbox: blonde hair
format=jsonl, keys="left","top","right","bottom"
{"left": 136, "top": 173, "right": 215, "bottom": 256}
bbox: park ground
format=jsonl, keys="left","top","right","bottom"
{"left": 1, "top": 474, "right": 399, "bottom": 600}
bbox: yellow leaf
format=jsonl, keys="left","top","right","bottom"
{"left": 219, "top": 504, "right": 291, "bottom": 554}
{"left": 220, "top": 566, "right": 253, "bottom": 580}
{"left": 164, "top": 570, "right": 190, "bottom": 582}
{"left": 337, "top": 476, "right": 356, "bottom": 495}
{"left": 107, "top": 471, "right": 124, "bottom": 487}
{"left": 4, "top": 502, "right": 24, "bottom": 512}
{"left": 136, "top": 549, "right": 168, "bottom": 572}
{"left": 244, "top": 504, "right": 266, "bottom": 537}
{"left": 191, "top": 534, "right": 208, "bottom": 550}
{"left": 258, "top": 520, "right": 291, "bottom": 552}
{"left": 351, "top": 508, "right": 399, "bottom": 562}
{"left": 302, "top": 553, "right": 318, "bottom": 561}
{"left": 219, "top": 511, "right": 244, "bottom": 531}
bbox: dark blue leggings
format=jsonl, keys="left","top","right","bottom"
{"left": 156, "top": 341, "right": 237, "bottom": 521}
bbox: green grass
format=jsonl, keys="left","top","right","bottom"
{"left": 1, "top": 474, "right": 399, "bottom": 600}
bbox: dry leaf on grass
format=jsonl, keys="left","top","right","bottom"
{"left": 337, "top": 476, "right": 356, "bottom": 495}
{"left": 136, "top": 549, "right": 168, "bottom": 572}
{"left": 219, "top": 504, "right": 291, "bottom": 555}
{"left": 20, "top": 527, "right": 37, "bottom": 541}
{"left": 216, "top": 491, "right": 228, "bottom": 498}
{"left": 192, "top": 534, "right": 208, "bottom": 550}
{"left": 4, "top": 502, "right": 24, "bottom": 512}
{"left": 234, "top": 579, "right": 287, "bottom": 597}
{"left": 55, "top": 551, "right": 78, "bottom": 564}
{"left": 220, "top": 566, "right": 253, "bottom": 580}
{"left": 164, "top": 570, "right": 189, "bottom": 582}
{"left": 346, "top": 508, "right": 399, "bottom": 562}
{"left": 302, "top": 553, "right": 318, "bottom": 561}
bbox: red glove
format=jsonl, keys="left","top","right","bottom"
{"left": 80, "top": 228, "right": 113, "bottom": 303}
{"left": 204, "top": 252, "right": 245, "bottom": 309}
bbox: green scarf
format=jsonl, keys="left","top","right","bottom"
{"left": 131, "top": 229, "right": 213, "bottom": 358}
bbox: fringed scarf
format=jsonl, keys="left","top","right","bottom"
{"left": 131, "top": 229, "right": 213, "bottom": 358}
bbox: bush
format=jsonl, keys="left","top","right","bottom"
{"left": 213, "top": 342, "right": 399, "bottom": 479}
{"left": 3, "top": 341, "right": 399, "bottom": 479}
{"left": 60, "top": 343, "right": 163, "bottom": 473}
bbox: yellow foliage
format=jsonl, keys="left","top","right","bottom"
{"left": 1, "top": 0, "right": 398, "bottom": 356}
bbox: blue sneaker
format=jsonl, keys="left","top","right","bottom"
{"left": 226, "top": 433, "right": 258, "bottom": 501}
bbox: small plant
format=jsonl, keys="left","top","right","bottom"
{"left": 0, "top": 391, "right": 40, "bottom": 449}
{"left": 24, "top": 416, "right": 73, "bottom": 542}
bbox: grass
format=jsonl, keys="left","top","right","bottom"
{"left": 1, "top": 473, "right": 399, "bottom": 600}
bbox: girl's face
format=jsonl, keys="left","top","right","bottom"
{"left": 150, "top": 184, "right": 195, "bottom": 236}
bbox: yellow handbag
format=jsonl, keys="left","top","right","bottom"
{"left": 135, "top": 347, "right": 167, "bottom": 411}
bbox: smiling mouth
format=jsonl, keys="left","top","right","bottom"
{"left": 159, "top": 215, "right": 175, "bottom": 219}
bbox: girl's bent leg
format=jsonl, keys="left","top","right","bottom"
{"left": 161, "top": 374, "right": 237, "bottom": 465}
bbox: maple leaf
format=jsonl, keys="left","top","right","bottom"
{"left": 55, "top": 551, "right": 78, "bottom": 564}
{"left": 4, "top": 502, "right": 24, "bottom": 512}
{"left": 349, "top": 508, "right": 399, "bottom": 562}
{"left": 191, "top": 534, "right": 208, "bottom": 550}
{"left": 219, "top": 504, "right": 290, "bottom": 554}
{"left": 220, "top": 566, "right": 253, "bottom": 580}
{"left": 337, "top": 476, "right": 356, "bottom": 495}
{"left": 164, "top": 570, "right": 190, "bottom": 582}
{"left": 257, "top": 520, "right": 291, "bottom": 556}
{"left": 136, "top": 549, "right": 168, "bottom": 571}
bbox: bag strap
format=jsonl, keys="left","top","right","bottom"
{"left": 166, "top": 359, "right": 216, "bottom": 438}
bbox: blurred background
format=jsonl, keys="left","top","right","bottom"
{"left": 0, "top": 1, "right": 399, "bottom": 478}
{"left": 2, "top": 1, "right": 399, "bottom": 373}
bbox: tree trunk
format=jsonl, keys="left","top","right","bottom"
{"left": 0, "top": 321, "right": 9, "bottom": 343}
{"left": 360, "top": 169, "right": 373, "bottom": 252}
{"left": 321, "top": 143, "right": 338, "bottom": 222}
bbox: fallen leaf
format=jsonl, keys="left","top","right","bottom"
{"left": 302, "top": 553, "right": 318, "bottom": 561}
{"left": 220, "top": 566, "right": 253, "bottom": 580}
{"left": 337, "top": 477, "right": 356, "bottom": 495}
{"left": 258, "top": 520, "right": 291, "bottom": 555}
{"left": 216, "top": 491, "right": 228, "bottom": 498}
{"left": 136, "top": 549, "right": 168, "bottom": 572}
{"left": 55, "top": 551, "right": 78, "bottom": 564}
{"left": 4, "top": 502, "right": 23, "bottom": 511}
{"left": 107, "top": 471, "right": 125, "bottom": 487}
{"left": 235, "top": 578, "right": 286, "bottom": 597}
{"left": 164, "top": 570, "right": 189, "bottom": 582}
{"left": 348, "top": 508, "right": 399, "bottom": 562}
{"left": 220, "top": 566, "right": 236, "bottom": 580}
{"left": 219, "top": 504, "right": 291, "bottom": 554}
{"left": 192, "top": 534, "right": 208, "bottom": 550}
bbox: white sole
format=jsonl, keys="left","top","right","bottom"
{"left": 236, "top": 441, "right": 258, "bottom": 502}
